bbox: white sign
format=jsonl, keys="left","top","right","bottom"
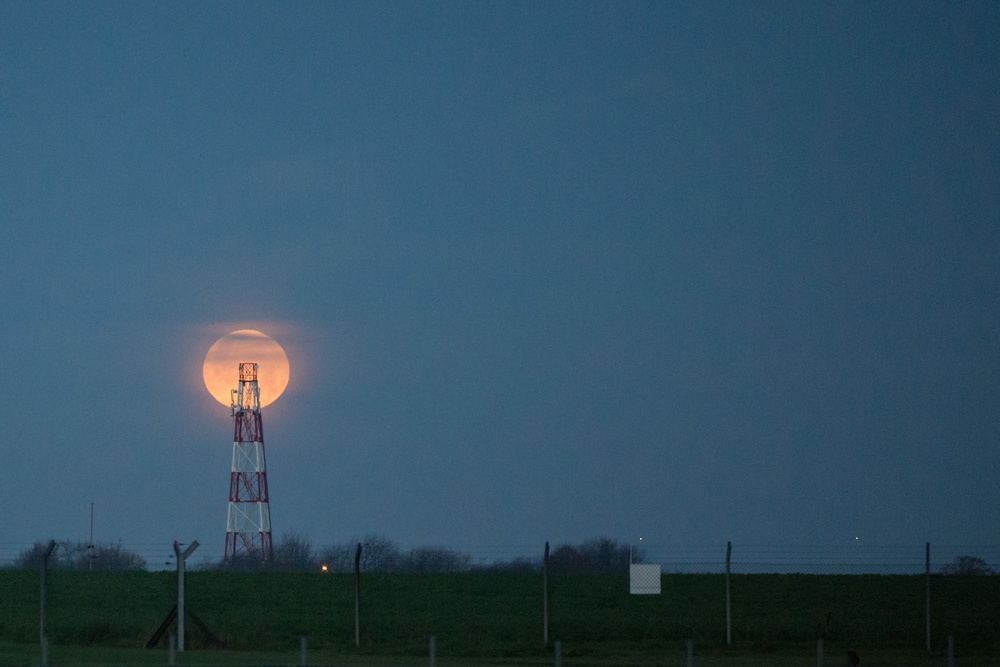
{"left": 630, "top": 563, "right": 661, "bottom": 594}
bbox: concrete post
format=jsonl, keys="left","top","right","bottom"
{"left": 173, "top": 540, "right": 199, "bottom": 652}
{"left": 925, "top": 542, "right": 931, "bottom": 652}
{"left": 354, "top": 542, "right": 362, "bottom": 647}
{"left": 725, "top": 541, "right": 732, "bottom": 645}
{"left": 543, "top": 541, "right": 550, "bottom": 647}
{"left": 39, "top": 539, "right": 56, "bottom": 667}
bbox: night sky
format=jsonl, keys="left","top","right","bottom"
{"left": 1, "top": 2, "right": 997, "bottom": 568}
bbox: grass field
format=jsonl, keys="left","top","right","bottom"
{"left": 0, "top": 570, "right": 997, "bottom": 666}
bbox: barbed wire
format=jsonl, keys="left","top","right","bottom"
{"left": 1, "top": 540, "right": 996, "bottom": 574}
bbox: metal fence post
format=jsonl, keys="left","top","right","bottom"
{"left": 554, "top": 640, "right": 561, "bottom": 667}
{"left": 429, "top": 635, "right": 436, "bottom": 667}
{"left": 173, "top": 540, "right": 199, "bottom": 653}
{"left": 300, "top": 636, "right": 308, "bottom": 667}
{"left": 354, "top": 542, "right": 363, "bottom": 647}
{"left": 39, "top": 539, "right": 56, "bottom": 667}
{"left": 725, "top": 541, "right": 732, "bottom": 645}
{"left": 816, "top": 638, "right": 823, "bottom": 667}
{"left": 543, "top": 541, "right": 550, "bottom": 647}
{"left": 925, "top": 542, "right": 931, "bottom": 652}
{"left": 686, "top": 638, "right": 693, "bottom": 667}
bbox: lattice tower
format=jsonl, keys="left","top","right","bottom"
{"left": 224, "top": 362, "right": 273, "bottom": 561}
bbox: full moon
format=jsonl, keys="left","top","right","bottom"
{"left": 202, "top": 329, "right": 290, "bottom": 408}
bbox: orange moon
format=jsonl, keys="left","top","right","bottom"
{"left": 202, "top": 329, "right": 290, "bottom": 408}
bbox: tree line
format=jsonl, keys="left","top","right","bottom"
{"left": 12, "top": 541, "right": 146, "bottom": 571}
{"left": 208, "top": 534, "right": 642, "bottom": 573}
{"left": 10, "top": 535, "right": 641, "bottom": 574}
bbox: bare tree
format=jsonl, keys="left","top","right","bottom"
{"left": 272, "top": 533, "right": 319, "bottom": 572}
{"left": 74, "top": 542, "right": 146, "bottom": 570}
{"left": 317, "top": 543, "right": 355, "bottom": 573}
{"left": 314, "top": 537, "right": 474, "bottom": 573}
{"left": 404, "top": 546, "right": 472, "bottom": 573}
{"left": 358, "top": 534, "right": 402, "bottom": 572}
{"left": 14, "top": 541, "right": 146, "bottom": 571}
{"left": 548, "top": 537, "right": 638, "bottom": 573}
{"left": 939, "top": 555, "right": 996, "bottom": 575}
{"left": 13, "top": 542, "right": 66, "bottom": 570}
{"left": 474, "top": 556, "right": 541, "bottom": 573}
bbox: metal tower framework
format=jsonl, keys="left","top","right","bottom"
{"left": 224, "top": 362, "right": 273, "bottom": 561}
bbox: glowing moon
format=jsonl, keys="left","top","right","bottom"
{"left": 202, "top": 330, "right": 290, "bottom": 408}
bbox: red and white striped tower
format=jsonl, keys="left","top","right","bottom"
{"left": 224, "top": 362, "right": 273, "bottom": 561}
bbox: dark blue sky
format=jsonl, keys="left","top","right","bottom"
{"left": 1, "top": 2, "right": 997, "bottom": 566}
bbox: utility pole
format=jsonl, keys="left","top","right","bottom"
{"left": 174, "top": 540, "right": 199, "bottom": 652}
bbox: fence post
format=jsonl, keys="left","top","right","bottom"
{"left": 925, "top": 542, "right": 931, "bottom": 652}
{"left": 686, "top": 638, "right": 693, "bottom": 667}
{"left": 554, "top": 639, "right": 561, "bottom": 667}
{"left": 816, "top": 638, "right": 823, "bottom": 667}
{"left": 173, "top": 540, "right": 199, "bottom": 653}
{"left": 947, "top": 635, "right": 954, "bottom": 667}
{"left": 725, "top": 541, "right": 732, "bottom": 645}
{"left": 39, "top": 539, "right": 56, "bottom": 667}
{"left": 300, "top": 636, "right": 308, "bottom": 667}
{"left": 543, "top": 541, "right": 550, "bottom": 647}
{"left": 354, "top": 542, "right": 363, "bottom": 647}
{"left": 429, "top": 635, "right": 436, "bottom": 667}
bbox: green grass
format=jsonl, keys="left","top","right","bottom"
{"left": 1, "top": 571, "right": 997, "bottom": 666}
{"left": 3, "top": 641, "right": 1000, "bottom": 667}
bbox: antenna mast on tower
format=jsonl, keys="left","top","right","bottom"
{"left": 224, "top": 362, "right": 273, "bottom": 562}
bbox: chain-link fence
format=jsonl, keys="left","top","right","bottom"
{"left": 1, "top": 539, "right": 998, "bottom": 664}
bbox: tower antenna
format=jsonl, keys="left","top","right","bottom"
{"left": 224, "top": 362, "right": 273, "bottom": 562}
